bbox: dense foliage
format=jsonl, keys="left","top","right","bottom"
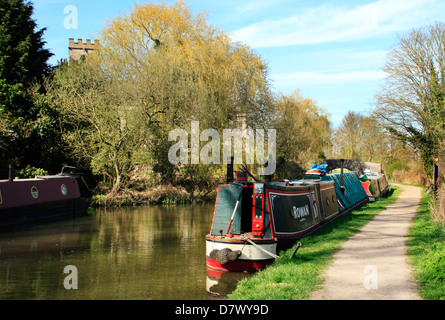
{"left": 0, "top": 0, "right": 62, "bottom": 176}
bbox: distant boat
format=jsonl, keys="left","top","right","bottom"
{"left": 0, "top": 166, "right": 91, "bottom": 226}
{"left": 359, "top": 169, "right": 389, "bottom": 201}
{"left": 205, "top": 161, "right": 370, "bottom": 272}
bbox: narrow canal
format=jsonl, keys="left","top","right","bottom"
{"left": 0, "top": 204, "right": 252, "bottom": 299}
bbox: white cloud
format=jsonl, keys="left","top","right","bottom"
{"left": 230, "top": 0, "right": 276, "bottom": 19}
{"left": 231, "top": 0, "right": 442, "bottom": 47}
{"left": 273, "top": 70, "right": 386, "bottom": 86}
{"left": 285, "top": 48, "right": 389, "bottom": 71}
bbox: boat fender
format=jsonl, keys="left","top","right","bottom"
{"left": 209, "top": 248, "right": 241, "bottom": 265}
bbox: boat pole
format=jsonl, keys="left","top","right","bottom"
{"left": 227, "top": 156, "right": 234, "bottom": 183}
{"left": 290, "top": 242, "right": 302, "bottom": 259}
{"left": 225, "top": 198, "right": 240, "bottom": 235}
{"left": 8, "top": 164, "right": 13, "bottom": 181}
{"left": 340, "top": 159, "right": 345, "bottom": 195}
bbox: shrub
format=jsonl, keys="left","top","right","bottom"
{"left": 386, "top": 160, "right": 409, "bottom": 179}
{"left": 15, "top": 165, "right": 49, "bottom": 178}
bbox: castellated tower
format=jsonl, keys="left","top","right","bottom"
{"left": 68, "top": 38, "right": 99, "bottom": 61}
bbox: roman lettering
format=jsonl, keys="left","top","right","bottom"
{"left": 291, "top": 204, "right": 310, "bottom": 220}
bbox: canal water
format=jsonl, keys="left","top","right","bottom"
{"left": 0, "top": 204, "right": 252, "bottom": 300}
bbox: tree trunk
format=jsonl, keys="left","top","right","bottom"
{"left": 110, "top": 174, "right": 121, "bottom": 196}
{"left": 108, "top": 161, "right": 122, "bottom": 197}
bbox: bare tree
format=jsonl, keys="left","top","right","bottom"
{"left": 374, "top": 22, "right": 445, "bottom": 174}
{"left": 334, "top": 111, "right": 363, "bottom": 159}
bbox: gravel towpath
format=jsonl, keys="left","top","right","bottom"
{"left": 311, "top": 184, "right": 422, "bottom": 300}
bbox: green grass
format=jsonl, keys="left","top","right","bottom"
{"left": 407, "top": 190, "right": 445, "bottom": 300}
{"left": 228, "top": 187, "right": 402, "bottom": 300}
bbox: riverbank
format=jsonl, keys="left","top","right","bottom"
{"left": 228, "top": 186, "right": 402, "bottom": 300}
{"left": 407, "top": 189, "right": 445, "bottom": 300}
{"left": 91, "top": 184, "right": 217, "bottom": 207}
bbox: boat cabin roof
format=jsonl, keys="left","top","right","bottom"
{"left": 0, "top": 175, "right": 75, "bottom": 183}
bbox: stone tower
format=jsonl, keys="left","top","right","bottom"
{"left": 68, "top": 38, "right": 99, "bottom": 61}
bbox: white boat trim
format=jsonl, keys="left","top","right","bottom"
{"left": 206, "top": 238, "right": 277, "bottom": 261}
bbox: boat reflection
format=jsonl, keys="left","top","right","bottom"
{"left": 0, "top": 215, "right": 92, "bottom": 260}
{"left": 206, "top": 267, "right": 255, "bottom": 299}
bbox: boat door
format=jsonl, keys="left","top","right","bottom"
{"left": 252, "top": 183, "right": 265, "bottom": 237}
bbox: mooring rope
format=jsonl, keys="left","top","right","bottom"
{"left": 241, "top": 235, "right": 279, "bottom": 259}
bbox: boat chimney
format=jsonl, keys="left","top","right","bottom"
{"left": 266, "top": 154, "right": 273, "bottom": 182}
{"left": 8, "top": 164, "right": 14, "bottom": 181}
{"left": 226, "top": 156, "right": 234, "bottom": 184}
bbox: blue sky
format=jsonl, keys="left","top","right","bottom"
{"left": 33, "top": 0, "right": 445, "bottom": 126}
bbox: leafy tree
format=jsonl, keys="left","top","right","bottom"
{"left": 274, "top": 90, "right": 332, "bottom": 178}
{"left": 0, "top": 0, "right": 53, "bottom": 175}
{"left": 106, "top": 1, "right": 273, "bottom": 188}
{"left": 48, "top": 1, "right": 275, "bottom": 198}
{"left": 46, "top": 58, "right": 154, "bottom": 196}
{"left": 100, "top": 0, "right": 274, "bottom": 131}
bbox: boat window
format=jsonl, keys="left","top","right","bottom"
{"left": 31, "top": 186, "right": 39, "bottom": 199}
{"left": 61, "top": 184, "right": 68, "bottom": 196}
{"left": 255, "top": 196, "right": 262, "bottom": 218}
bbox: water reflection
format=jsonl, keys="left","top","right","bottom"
{"left": 206, "top": 269, "right": 254, "bottom": 299}
{"left": 0, "top": 204, "right": 252, "bottom": 300}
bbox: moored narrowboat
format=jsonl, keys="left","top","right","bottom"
{"left": 359, "top": 169, "right": 389, "bottom": 201}
{"left": 0, "top": 166, "right": 91, "bottom": 226}
{"left": 206, "top": 162, "right": 369, "bottom": 272}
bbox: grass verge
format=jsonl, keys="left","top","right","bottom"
{"left": 407, "top": 190, "right": 445, "bottom": 300}
{"left": 228, "top": 186, "right": 402, "bottom": 300}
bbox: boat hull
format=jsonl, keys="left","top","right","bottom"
{"left": 0, "top": 197, "right": 90, "bottom": 226}
{"left": 206, "top": 235, "right": 276, "bottom": 272}
{"left": 206, "top": 257, "right": 274, "bottom": 272}
{"left": 0, "top": 174, "right": 91, "bottom": 226}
